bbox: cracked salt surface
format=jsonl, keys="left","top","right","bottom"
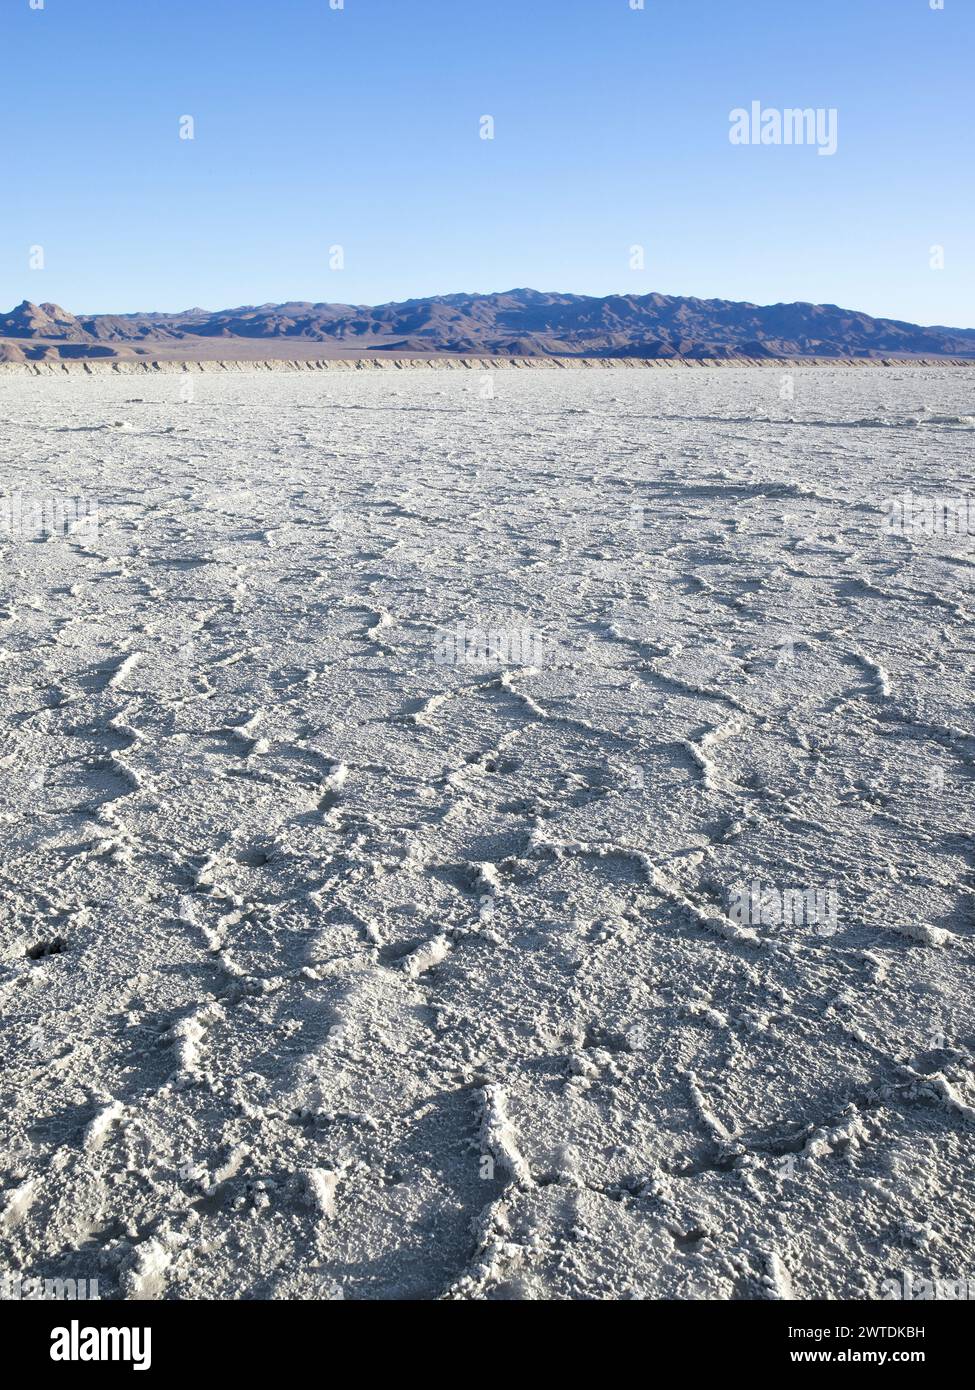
{"left": 0, "top": 366, "right": 973, "bottom": 1300}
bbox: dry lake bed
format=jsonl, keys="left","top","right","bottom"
{"left": 1, "top": 366, "right": 973, "bottom": 1300}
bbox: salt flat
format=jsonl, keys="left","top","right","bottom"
{"left": 0, "top": 366, "right": 973, "bottom": 1301}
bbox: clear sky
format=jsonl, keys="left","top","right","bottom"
{"left": 1, "top": 0, "right": 971, "bottom": 324}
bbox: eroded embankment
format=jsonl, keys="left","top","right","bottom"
{"left": 2, "top": 353, "right": 974, "bottom": 376}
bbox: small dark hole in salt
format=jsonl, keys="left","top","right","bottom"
{"left": 27, "top": 936, "right": 67, "bottom": 960}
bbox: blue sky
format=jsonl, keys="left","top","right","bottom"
{"left": 1, "top": 0, "right": 971, "bottom": 324}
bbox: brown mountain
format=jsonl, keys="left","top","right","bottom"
{"left": 3, "top": 290, "right": 974, "bottom": 361}
{"left": 0, "top": 301, "right": 89, "bottom": 341}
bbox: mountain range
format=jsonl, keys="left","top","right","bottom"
{"left": 2, "top": 289, "right": 974, "bottom": 363}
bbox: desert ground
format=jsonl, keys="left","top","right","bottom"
{"left": 0, "top": 366, "right": 973, "bottom": 1300}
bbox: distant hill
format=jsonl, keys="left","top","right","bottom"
{"left": 3, "top": 289, "right": 974, "bottom": 361}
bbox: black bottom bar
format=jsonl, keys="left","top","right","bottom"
{"left": 5, "top": 1297, "right": 963, "bottom": 1375}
